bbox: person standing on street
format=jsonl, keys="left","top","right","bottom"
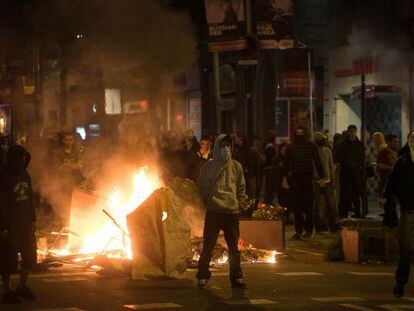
{"left": 336, "top": 125, "right": 365, "bottom": 218}
{"left": 373, "top": 132, "right": 397, "bottom": 194}
{"left": 197, "top": 134, "right": 246, "bottom": 289}
{"left": 384, "top": 130, "right": 414, "bottom": 298}
{"left": 0, "top": 145, "right": 36, "bottom": 304}
{"left": 313, "top": 132, "right": 339, "bottom": 233}
{"left": 286, "top": 127, "right": 324, "bottom": 240}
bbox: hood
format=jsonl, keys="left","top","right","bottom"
{"left": 5, "top": 144, "right": 31, "bottom": 174}
{"left": 213, "top": 134, "right": 232, "bottom": 161}
{"left": 313, "top": 131, "right": 324, "bottom": 142}
{"left": 372, "top": 132, "right": 388, "bottom": 150}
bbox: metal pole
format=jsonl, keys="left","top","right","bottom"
{"left": 307, "top": 50, "right": 314, "bottom": 137}
{"left": 213, "top": 51, "right": 221, "bottom": 133}
{"left": 361, "top": 74, "right": 368, "bottom": 218}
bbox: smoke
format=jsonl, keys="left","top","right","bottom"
{"left": 29, "top": 0, "right": 198, "bottom": 224}
{"left": 181, "top": 204, "right": 205, "bottom": 238}
{"left": 346, "top": 27, "right": 412, "bottom": 82}
{"left": 85, "top": 0, "right": 197, "bottom": 97}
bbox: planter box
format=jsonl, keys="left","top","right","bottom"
{"left": 239, "top": 220, "right": 285, "bottom": 251}
{"left": 342, "top": 226, "right": 398, "bottom": 263}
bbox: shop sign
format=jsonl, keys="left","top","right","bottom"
{"left": 335, "top": 56, "right": 377, "bottom": 78}
{"left": 280, "top": 71, "right": 309, "bottom": 97}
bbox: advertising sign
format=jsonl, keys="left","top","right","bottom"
{"left": 204, "top": 0, "right": 247, "bottom": 51}
{"left": 255, "top": 0, "right": 294, "bottom": 49}
{"left": 280, "top": 71, "right": 310, "bottom": 97}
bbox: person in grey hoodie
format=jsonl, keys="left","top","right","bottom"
{"left": 197, "top": 134, "right": 246, "bottom": 289}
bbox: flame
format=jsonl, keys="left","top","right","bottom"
{"left": 66, "top": 167, "right": 161, "bottom": 259}
{"left": 265, "top": 251, "right": 277, "bottom": 264}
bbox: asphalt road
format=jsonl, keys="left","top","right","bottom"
{"left": 1, "top": 247, "right": 413, "bottom": 311}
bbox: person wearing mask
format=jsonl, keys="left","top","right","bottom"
{"left": 0, "top": 145, "right": 36, "bottom": 304}
{"left": 313, "top": 132, "right": 339, "bottom": 233}
{"left": 247, "top": 135, "right": 265, "bottom": 208}
{"left": 197, "top": 134, "right": 246, "bottom": 289}
{"left": 335, "top": 125, "right": 365, "bottom": 218}
{"left": 286, "top": 127, "right": 324, "bottom": 240}
{"left": 384, "top": 130, "right": 414, "bottom": 298}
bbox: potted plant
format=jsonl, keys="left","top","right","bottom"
{"left": 239, "top": 204, "right": 285, "bottom": 251}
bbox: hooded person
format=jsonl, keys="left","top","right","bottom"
{"left": 335, "top": 125, "right": 365, "bottom": 218}
{"left": 196, "top": 134, "right": 246, "bottom": 289}
{"left": 384, "top": 130, "right": 414, "bottom": 298}
{"left": 0, "top": 145, "right": 36, "bottom": 304}
{"left": 285, "top": 127, "right": 324, "bottom": 240}
{"left": 372, "top": 132, "right": 397, "bottom": 195}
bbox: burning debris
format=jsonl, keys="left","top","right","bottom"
{"left": 36, "top": 167, "right": 278, "bottom": 277}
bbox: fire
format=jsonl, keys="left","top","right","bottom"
{"left": 66, "top": 167, "right": 161, "bottom": 259}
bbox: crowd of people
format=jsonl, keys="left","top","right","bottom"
{"left": 159, "top": 125, "right": 408, "bottom": 238}
{"left": 0, "top": 124, "right": 413, "bottom": 302}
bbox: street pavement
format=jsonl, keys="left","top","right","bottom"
{"left": 1, "top": 242, "right": 414, "bottom": 311}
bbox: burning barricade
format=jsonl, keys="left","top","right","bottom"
{"left": 37, "top": 167, "right": 279, "bottom": 278}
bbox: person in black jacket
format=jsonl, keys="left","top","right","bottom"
{"left": 384, "top": 130, "right": 414, "bottom": 298}
{"left": 286, "top": 127, "right": 324, "bottom": 240}
{"left": 0, "top": 145, "right": 36, "bottom": 304}
{"left": 335, "top": 125, "right": 365, "bottom": 218}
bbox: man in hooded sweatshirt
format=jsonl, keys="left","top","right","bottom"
{"left": 286, "top": 127, "right": 324, "bottom": 240}
{"left": 0, "top": 145, "right": 36, "bottom": 304}
{"left": 384, "top": 130, "right": 414, "bottom": 298}
{"left": 197, "top": 134, "right": 246, "bottom": 288}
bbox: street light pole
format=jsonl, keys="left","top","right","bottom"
{"left": 361, "top": 74, "right": 368, "bottom": 218}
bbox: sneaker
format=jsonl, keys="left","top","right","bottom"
{"left": 302, "top": 232, "right": 313, "bottom": 239}
{"left": 290, "top": 233, "right": 302, "bottom": 240}
{"left": 16, "top": 285, "right": 36, "bottom": 301}
{"left": 231, "top": 279, "right": 247, "bottom": 288}
{"left": 393, "top": 283, "right": 404, "bottom": 298}
{"left": 197, "top": 279, "right": 208, "bottom": 289}
{"left": 2, "top": 291, "right": 21, "bottom": 304}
